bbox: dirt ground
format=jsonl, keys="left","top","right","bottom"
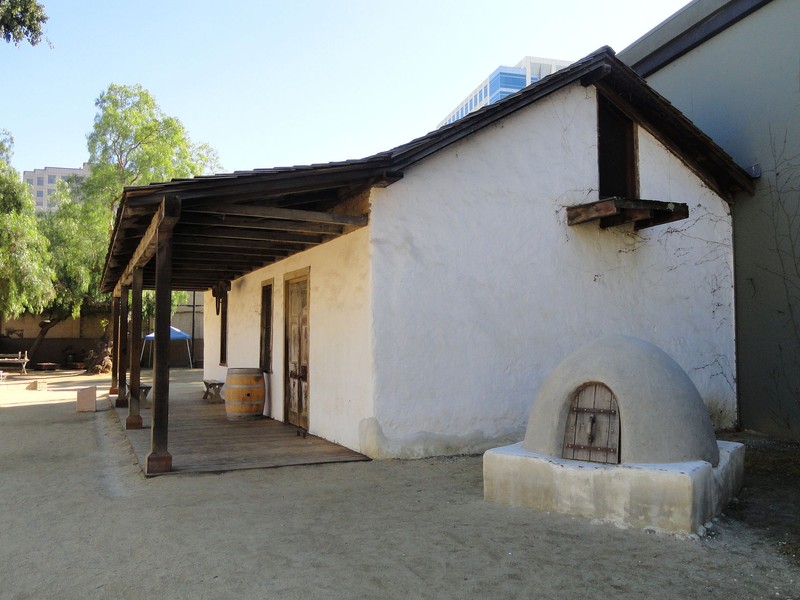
{"left": 0, "top": 372, "right": 798, "bottom": 599}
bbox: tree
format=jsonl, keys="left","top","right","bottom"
{"left": 0, "top": 129, "right": 54, "bottom": 319}
{"left": 2, "top": 86, "right": 219, "bottom": 361}
{"left": 0, "top": 128, "right": 12, "bottom": 162}
{"left": 27, "top": 188, "right": 109, "bottom": 357}
{"left": 82, "top": 83, "right": 219, "bottom": 353}
{"left": 0, "top": 129, "right": 27, "bottom": 213}
{"left": 85, "top": 83, "right": 221, "bottom": 216}
{"left": 0, "top": 0, "right": 48, "bottom": 46}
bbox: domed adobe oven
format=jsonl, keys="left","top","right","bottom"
{"left": 483, "top": 336, "right": 744, "bottom": 534}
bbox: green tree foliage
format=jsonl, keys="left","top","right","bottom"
{"left": 141, "top": 289, "right": 190, "bottom": 326}
{"left": 0, "top": 130, "right": 27, "bottom": 213}
{"left": 0, "top": 0, "right": 48, "bottom": 46}
{"left": 38, "top": 189, "right": 108, "bottom": 317}
{"left": 2, "top": 85, "right": 218, "bottom": 357}
{"left": 20, "top": 188, "right": 110, "bottom": 358}
{"left": 0, "top": 164, "right": 28, "bottom": 213}
{"left": 0, "top": 128, "right": 12, "bottom": 162}
{"left": 0, "top": 211, "right": 54, "bottom": 317}
{"left": 85, "top": 83, "right": 221, "bottom": 216}
{"left": 82, "top": 83, "right": 219, "bottom": 336}
{"left": 0, "top": 129, "right": 54, "bottom": 318}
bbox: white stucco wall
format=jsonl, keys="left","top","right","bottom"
{"left": 364, "top": 83, "right": 736, "bottom": 458}
{"left": 203, "top": 227, "right": 373, "bottom": 451}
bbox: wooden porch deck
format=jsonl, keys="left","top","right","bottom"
{"left": 112, "top": 370, "right": 369, "bottom": 476}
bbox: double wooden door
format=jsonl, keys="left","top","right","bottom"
{"left": 285, "top": 276, "right": 309, "bottom": 430}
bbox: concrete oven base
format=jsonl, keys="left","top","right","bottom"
{"left": 484, "top": 440, "right": 744, "bottom": 534}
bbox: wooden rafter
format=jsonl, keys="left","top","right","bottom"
{"left": 178, "top": 215, "right": 345, "bottom": 235}
{"left": 172, "top": 236, "right": 300, "bottom": 253}
{"left": 566, "top": 197, "right": 689, "bottom": 230}
{"left": 175, "top": 225, "right": 324, "bottom": 245}
{"left": 182, "top": 205, "right": 368, "bottom": 226}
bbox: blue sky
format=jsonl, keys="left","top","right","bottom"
{"left": 2, "top": 0, "right": 690, "bottom": 175}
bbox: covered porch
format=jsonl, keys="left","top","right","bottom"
{"left": 100, "top": 160, "right": 400, "bottom": 474}
{"left": 111, "top": 369, "right": 368, "bottom": 476}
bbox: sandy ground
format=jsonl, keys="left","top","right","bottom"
{"left": 0, "top": 372, "right": 799, "bottom": 600}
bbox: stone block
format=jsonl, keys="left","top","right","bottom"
{"left": 76, "top": 386, "right": 97, "bottom": 412}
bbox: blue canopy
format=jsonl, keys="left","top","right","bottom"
{"left": 144, "top": 326, "right": 192, "bottom": 341}
{"left": 141, "top": 326, "right": 193, "bottom": 368}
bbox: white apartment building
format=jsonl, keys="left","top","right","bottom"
{"left": 23, "top": 163, "right": 90, "bottom": 212}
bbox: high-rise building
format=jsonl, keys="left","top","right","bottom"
{"left": 22, "top": 163, "right": 90, "bottom": 212}
{"left": 439, "top": 56, "right": 571, "bottom": 127}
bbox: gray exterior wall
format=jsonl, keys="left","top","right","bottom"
{"left": 620, "top": 0, "right": 800, "bottom": 438}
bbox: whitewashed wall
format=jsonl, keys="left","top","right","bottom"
{"left": 364, "top": 83, "right": 735, "bottom": 458}
{"left": 204, "top": 227, "right": 374, "bottom": 451}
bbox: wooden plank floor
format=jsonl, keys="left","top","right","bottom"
{"left": 112, "top": 372, "right": 369, "bottom": 476}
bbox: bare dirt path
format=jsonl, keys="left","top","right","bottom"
{"left": 0, "top": 376, "right": 798, "bottom": 599}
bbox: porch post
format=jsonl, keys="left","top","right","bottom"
{"left": 146, "top": 196, "right": 179, "bottom": 475}
{"left": 115, "top": 285, "right": 129, "bottom": 408}
{"left": 109, "top": 295, "right": 120, "bottom": 395}
{"left": 126, "top": 267, "right": 144, "bottom": 429}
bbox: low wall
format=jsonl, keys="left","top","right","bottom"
{"left": 0, "top": 338, "right": 203, "bottom": 369}
{"left": 0, "top": 338, "right": 98, "bottom": 366}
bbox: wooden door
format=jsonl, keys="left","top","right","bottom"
{"left": 285, "top": 276, "right": 309, "bottom": 430}
{"left": 562, "top": 382, "right": 620, "bottom": 464}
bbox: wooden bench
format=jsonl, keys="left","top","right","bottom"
{"left": 0, "top": 351, "right": 29, "bottom": 374}
{"left": 203, "top": 379, "right": 224, "bottom": 403}
{"left": 140, "top": 384, "right": 152, "bottom": 407}
{"left": 124, "top": 382, "right": 152, "bottom": 408}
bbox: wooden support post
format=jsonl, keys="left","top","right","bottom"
{"left": 109, "top": 296, "right": 120, "bottom": 395}
{"left": 126, "top": 268, "right": 144, "bottom": 429}
{"left": 146, "top": 196, "right": 180, "bottom": 475}
{"left": 116, "top": 285, "right": 129, "bottom": 408}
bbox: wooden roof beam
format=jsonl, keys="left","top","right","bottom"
{"left": 171, "top": 250, "right": 289, "bottom": 261}
{"left": 175, "top": 225, "right": 323, "bottom": 245}
{"left": 182, "top": 205, "right": 368, "bottom": 226}
{"left": 172, "top": 234, "right": 301, "bottom": 252}
{"left": 178, "top": 214, "right": 346, "bottom": 235}
{"left": 113, "top": 196, "right": 181, "bottom": 297}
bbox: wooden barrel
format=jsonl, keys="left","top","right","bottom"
{"left": 224, "top": 368, "right": 265, "bottom": 421}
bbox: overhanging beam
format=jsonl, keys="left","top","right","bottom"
{"left": 182, "top": 205, "right": 368, "bottom": 226}
{"left": 113, "top": 196, "right": 181, "bottom": 297}
{"left": 176, "top": 225, "right": 322, "bottom": 245}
